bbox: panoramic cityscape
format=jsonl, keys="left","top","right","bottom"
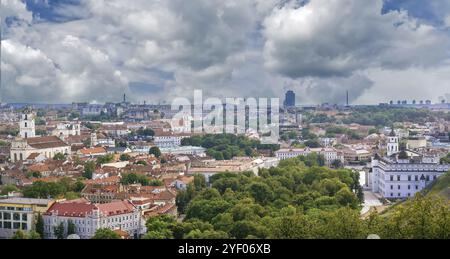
{"left": 0, "top": 0, "right": 450, "bottom": 245}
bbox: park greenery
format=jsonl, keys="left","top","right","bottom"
{"left": 53, "top": 153, "right": 66, "bottom": 161}
{"left": 120, "top": 153, "right": 131, "bottom": 161}
{"left": 346, "top": 107, "right": 448, "bottom": 126}
{"left": 96, "top": 154, "right": 115, "bottom": 165}
{"left": 149, "top": 146, "right": 162, "bottom": 158}
{"left": 441, "top": 153, "right": 450, "bottom": 164}
{"left": 1, "top": 184, "right": 19, "bottom": 195}
{"left": 325, "top": 126, "right": 363, "bottom": 140}
{"left": 129, "top": 128, "right": 155, "bottom": 137}
{"left": 11, "top": 230, "right": 41, "bottom": 239}
{"left": 120, "top": 173, "right": 163, "bottom": 187}
{"left": 181, "top": 134, "right": 280, "bottom": 160}
{"left": 92, "top": 228, "right": 121, "bottom": 239}
{"left": 83, "top": 161, "right": 96, "bottom": 179}
{"left": 22, "top": 178, "right": 85, "bottom": 199}
{"left": 302, "top": 107, "right": 450, "bottom": 127}
{"left": 143, "top": 156, "right": 450, "bottom": 239}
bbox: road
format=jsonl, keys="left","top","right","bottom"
{"left": 361, "top": 191, "right": 383, "bottom": 215}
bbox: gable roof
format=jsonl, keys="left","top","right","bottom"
{"left": 79, "top": 147, "right": 107, "bottom": 155}
{"left": 45, "top": 202, "right": 97, "bottom": 217}
{"left": 96, "top": 200, "right": 136, "bottom": 216}
{"left": 26, "top": 136, "right": 69, "bottom": 149}
{"left": 44, "top": 199, "right": 136, "bottom": 217}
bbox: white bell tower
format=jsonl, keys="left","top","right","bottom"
{"left": 386, "top": 128, "right": 399, "bottom": 156}
{"left": 20, "top": 112, "right": 36, "bottom": 139}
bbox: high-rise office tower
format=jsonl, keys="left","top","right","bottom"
{"left": 284, "top": 90, "right": 296, "bottom": 107}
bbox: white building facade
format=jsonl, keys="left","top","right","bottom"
{"left": 386, "top": 131, "right": 399, "bottom": 157}
{"left": 160, "top": 146, "right": 206, "bottom": 156}
{"left": 10, "top": 136, "right": 71, "bottom": 162}
{"left": 19, "top": 112, "right": 36, "bottom": 139}
{"left": 154, "top": 134, "right": 189, "bottom": 148}
{"left": 43, "top": 200, "right": 145, "bottom": 239}
{"left": 371, "top": 131, "right": 450, "bottom": 199}
{"left": 11, "top": 112, "right": 71, "bottom": 162}
{"left": 371, "top": 157, "right": 450, "bottom": 199}
{"left": 275, "top": 147, "right": 343, "bottom": 166}
{"left": 52, "top": 122, "right": 81, "bottom": 138}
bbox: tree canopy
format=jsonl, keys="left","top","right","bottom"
{"left": 182, "top": 134, "right": 280, "bottom": 160}
{"left": 148, "top": 156, "right": 450, "bottom": 239}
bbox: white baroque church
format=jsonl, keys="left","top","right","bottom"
{"left": 10, "top": 111, "right": 71, "bottom": 162}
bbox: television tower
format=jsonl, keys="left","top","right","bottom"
{"left": 346, "top": 90, "right": 349, "bottom": 106}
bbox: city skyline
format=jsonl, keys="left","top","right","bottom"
{"left": 1, "top": 0, "right": 450, "bottom": 105}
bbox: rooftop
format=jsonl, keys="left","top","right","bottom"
{"left": 0, "top": 197, "right": 52, "bottom": 206}
{"left": 26, "top": 136, "right": 69, "bottom": 149}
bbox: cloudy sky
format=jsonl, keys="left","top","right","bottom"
{"left": 1, "top": 0, "right": 450, "bottom": 104}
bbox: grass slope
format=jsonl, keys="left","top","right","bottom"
{"left": 426, "top": 172, "right": 450, "bottom": 200}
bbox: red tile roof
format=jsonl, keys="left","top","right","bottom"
{"left": 45, "top": 202, "right": 97, "bottom": 217}
{"left": 26, "top": 153, "right": 41, "bottom": 160}
{"left": 79, "top": 147, "right": 107, "bottom": 155}
{"left": 45, "top": 200, "right": 136, "bottom": 217}
{"left": 26, "top": 136, "right": 69, "bottom": 149}
{"left": 96, "top": 200, "right": 135, "bottom": 216}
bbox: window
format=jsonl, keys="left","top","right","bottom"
{"left": 398, "top": 193, "right": 401, "bottom": 197}
{"left": 398, "top": 185, "right": 401, "bottom": 190}
{"left": 397, "top": 175, "right": 401, "bottom": 181}
{"left": 390, "top": 193, "right": 394, "bottom": 197}
{"left": 4, "top": 213, "right": 11, "bottom": 220}
{"left": 21, "top": 223, "right": 28, "bottom": 230}
{"left": 25, "top": 122, "right": 27, "bottom": 128}
{"left": 390, "top": 176, "right": 394, "bottom": 181}
{"left": 408, "top": 185, "right": 411, "bottom": 190}
{"left": 415, "top": 185, "right": 419, "bottom": 190}
{"left": 0, "top": 213, "right": 2, "bottom": 219}
{"left": 22, "top": 214, "right": 27, "bottom": 221}
{"left": 408, "top": 176, "right": 411, "bottom": 181}
{"left": 434, "top": 175, "right": 437, "bottom": 180}
{"left": 408, "top": 193, "right": 411, "bottom": 197}
{"left": 13, "top": 222, "right": 20, "bottom": 229}
{"left": 4, "top": 222, "right": 11, "bottom": 229}
{"left": 426, "top": 176, "right": 430, "bottom": 181}
{"left": 13, "top": 213, "right": 20, "bottom": 221}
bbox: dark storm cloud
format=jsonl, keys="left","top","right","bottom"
{"left": 1, "top": 0, "right": 450, "bottom": 104}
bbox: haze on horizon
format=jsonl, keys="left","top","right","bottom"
{"left": 1, "top": 0, "right": 450, "bottom": 105}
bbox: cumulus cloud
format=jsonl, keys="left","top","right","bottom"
{"left": 1, "top": 0, "right": 450, "bottom": 104}
{"left": 1, "top": 37, "right": 128, "bottom": 103}
{"left": 1, "top": 0, "right": 269, "bottom": 103}
{"left": 263, "top": 0, "right": 450, "bottom": 78}
{"left": 0, "top": 0, "right": 32, "bottom": 23}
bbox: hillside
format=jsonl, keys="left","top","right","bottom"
{"left": 426, "top": 172, "right": 450, "bottom": 200}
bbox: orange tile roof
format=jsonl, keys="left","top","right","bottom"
{"left": 45, "top": 200, "right": 136, "bottom": 217}
{"left": 96, "top": 200, "right": 135, "bottom": 216}
{"left": 45, "top": 202, "right": 97, "bottom": 217}
{"left": 26, "top": 153, "right": 41, "bottom": 160}
{"left": 79, "top": 147, "right": 107, "bottom": 155}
